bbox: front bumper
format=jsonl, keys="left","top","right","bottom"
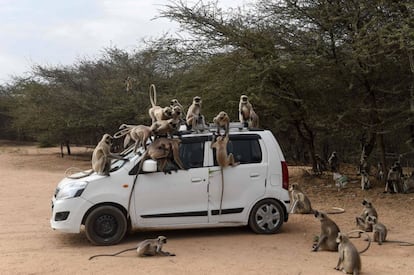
{"left": 50, "top": 196, "right": 93, "bottom": 233}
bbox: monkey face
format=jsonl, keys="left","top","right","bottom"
{"left": 163, "top": 107, "right": 173, "bottom": 117}
{"left": 240, "top": 95, "right": 248, "bottom": 103}
{"left": 193, "top": 96, "right": 201, "bottom": 105}
{"left": 362, "top": 199, "right": 371, "bottom": 207}
{"left": 336, "top": 233, "right": 343, "bottom": 243}
{"left": 314, "top": 211, "right": 326, "bottom": 220}
{"left": 102, "top": 134, "right": 113, "bottom": 145}
{"left": 158, "top": 236, "right": 167, "bottom": 244}
{"left": 172, "top": 106, "right": 182, "bottom": 117}
{"left": 366, "top": 215, "right": 376, "bottom": 225}
{"left": 171, "top": 99, "right": 179, "bottom": 106}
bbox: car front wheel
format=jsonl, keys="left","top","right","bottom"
{"left": 84, "top": 205, "right": 127, "bottom": 245}
{"left": 249, "top": 199, "right": 284, "bottom": 234}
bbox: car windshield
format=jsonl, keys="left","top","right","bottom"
{"left": 109, "top": 146, "right": 143, "bottom": 172}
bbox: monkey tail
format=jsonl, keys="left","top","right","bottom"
{"left": 65, "top": 167, "right": 93, "bottom": 179}
{"left": 149, "top": 84, "right": 157, "bottom": 107}
{"left": 88, "top": 248, "right": 137, "bottom": 260}
{"left": 325, "top": 207, "right": 345, "bottom": 214}
{"left": 219, "top": 167, "right": 224, "bottom": 215}
{"left": 346, "top": 229, "right": 371, "bottom": 254}
{"left": 113, "top": 127, "right": 131, "bottom": 139}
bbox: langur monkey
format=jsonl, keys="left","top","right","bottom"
{"left": 312, "top": 211, "right": 341, "bottom": 252}
{"left": 67, "top": 134, "right": 128, "bottom": 178}
{"left": 148, "top": 84, "right": 173, "bottom": 123}
{"left": 141, "top": 137, "right": 186, "bottom": 173}
{"left": 211, "top": 134, "right": 239, "bottom": 215}
{"left": 366, "top": 215, "right": 414, "bottom": 246}
{"left": 114, "top": 124, "right": 152, "bottom": 151}
{"left": 313, "top": 212, "right": 370, "bottom": 254}
{"left": 239, "top": 95, "right": 259, "bottom": 128}
{"left": 355, "top": 199, "right": 378, "bottom": 232}
{"left": 335, "top": 232, "right": 361, "bottom": 275}
{"left": 289, "top": 183, "right": 344, "bottom": 214}
{"left": 186, "top": 96, "right": 205, "bottom": 132}
{"left": 124, "top": 76, "right": 133, "bottom": 92}
{"left": 213, "top": 111, "right": 230, "bottom": 136}
{"left": 88, "top": 236, "right": 175, "bottom": 260}
{"left": 150, "top": 118, "right": 178, "bottom": 137}
{"left": 170, "top": 98, "right": 186, "bottom": 117}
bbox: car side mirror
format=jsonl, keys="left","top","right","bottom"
{"left": 142, "top": 159, "right": 157, "bottom": 173}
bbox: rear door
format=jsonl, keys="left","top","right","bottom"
{"left": 208, "top": 134, "right": 268, "bottom": 223}
{"left": 131, "top": 137, "right": 210, "bottom": 227}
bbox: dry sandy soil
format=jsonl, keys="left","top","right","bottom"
{"left": 1, "top": 141, "right": 414, "bottom": 275}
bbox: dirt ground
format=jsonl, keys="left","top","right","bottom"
{"left": 1, "top": 141, "right": 414, "bottom": 275}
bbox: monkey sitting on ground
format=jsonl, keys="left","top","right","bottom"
{"left": 312, "top": 210, "right": 341, "bottom": 252}
{"left": 148, "top": 84, "right": 173, "bottom": 123}
{"left": 335, "top": 232, "right": 361, "bottom": 275}
{"left": 239, "top": 94, "right": 259, "bottom": 128}
{"left": 355, "top": 199, "right": 378, "bottom": 232}
{"left": 89, "top": 236, "right": 175, "bottom": 260}
{"left": 403, "top": 172, "right": 414, "bottom": 193}
{"left": 213, "top": 111, "right": 230, "bottom": 136}
{"left": 114, "top": 124, "right": 152, "bottom": 152}
{"left": 289, "top": 183, "right": 313, "bottom": 214}
{"left": 67, "top": 134, "right": 128, "bottom": 178}
{"left": 366, "top": 215, "right": 414, "bottom": 246}
{"left": 186, "top": 96, "right": 206, "bottom": 132}
{"left": 289, "top": 183, "right": 345, "bottom": 214}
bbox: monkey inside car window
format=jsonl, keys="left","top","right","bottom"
{"left": 179, "top": 142, "right": 204, "bottom": 169}
{"left": 212, "top": 138, "right": 262, "bottom": 166}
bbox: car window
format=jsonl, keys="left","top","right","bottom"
{"left": 180, "top": 141, "right": 205, "bottom": 168}
{"left": 213, "top": 137, "right": 262, "bottom": 165}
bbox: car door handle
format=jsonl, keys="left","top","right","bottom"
{"left": 191, "top": 178, "right": 203, "bottom": 183}
{"left": 250, "top": 173, "right": 260, "bottom": 178}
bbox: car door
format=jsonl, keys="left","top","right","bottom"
{"left": 132, "top": 137, "right": 209, "bottom": 227}
{"left": 208, "top": 134, "right": 267, "bottom": 223}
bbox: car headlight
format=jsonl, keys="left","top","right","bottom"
{"left": 55, "top": 181, "right": 88, "bottom": 200}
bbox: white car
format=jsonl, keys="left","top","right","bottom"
{"left": 51, "top": 126, "right": 290, "bottom": 245}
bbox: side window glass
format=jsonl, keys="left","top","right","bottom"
{"left": 212, "top": 138, "right": 262, "bottom": 165}
{"left": 180, "top": 142, "right": 205, "bottom": 168}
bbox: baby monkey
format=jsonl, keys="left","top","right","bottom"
{"left": 89, "top": 236, "right": 175, "bottom": 260}
{"left": 366, "top": 215, "right": 414, "bottom": 246}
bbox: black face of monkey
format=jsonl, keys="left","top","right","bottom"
{"left": 241, "top": 95, "right": 248, "bottom": 103}
{"left": 193, "top": 96, "right": 201, "bottom": 104}
{"left": 102, "top": 134, "right": 113, "bottom": 145}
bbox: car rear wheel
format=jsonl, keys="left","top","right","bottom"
{"left": 84, "top": 205, "right": 127, "bottom": 245}
{"left": 249, "top": 199, "right": 284, "bottom": 234}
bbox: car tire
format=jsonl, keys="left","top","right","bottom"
{"left": 248, "top": 199, "right": 284, "bottom": 234}
{"left": 84, "top": 205, "right": 127, "bottom": 245}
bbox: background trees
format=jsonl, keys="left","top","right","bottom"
{"left": 1, "top": 0, "right": 413, "bottom": 171}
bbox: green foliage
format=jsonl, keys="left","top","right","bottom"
{"left": 1, "top": 0, "right": 413, "bottom": 168}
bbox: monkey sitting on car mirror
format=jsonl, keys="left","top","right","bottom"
{"left": 89, "top": 236, "right": 175, "bottom": 260}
